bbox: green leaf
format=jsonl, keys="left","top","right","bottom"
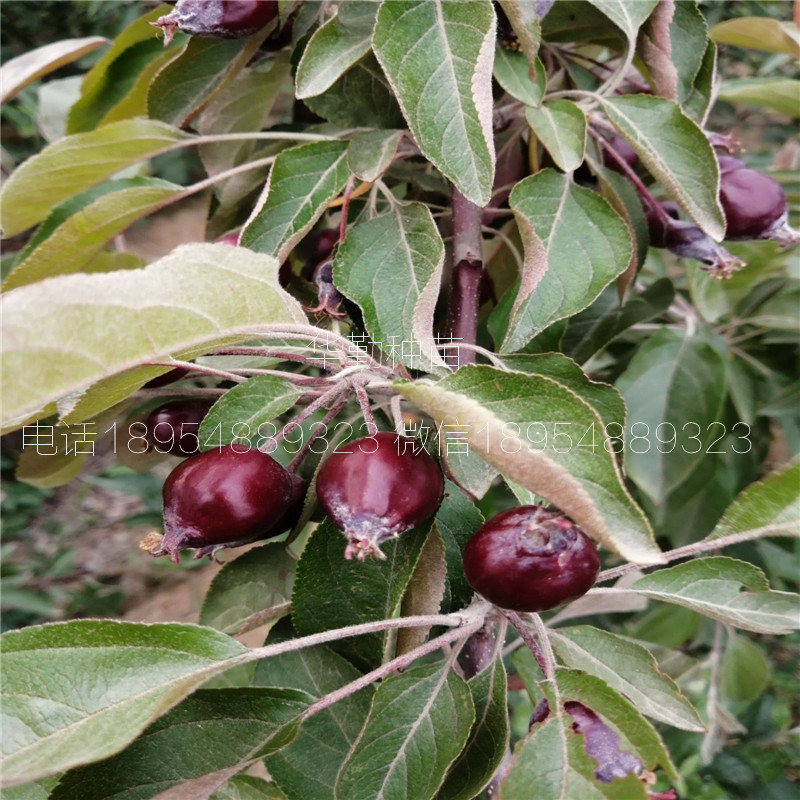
{"left": 438, "top": 655, "right": 509, "bottom": 800}
{"left": 500, "top": 352, "right": 625, "bottom": 432}
{"left": 721, "top": 636, "right": 770, "bottom": 703}
{"left": 488, "top": 169, "right": 633, "bottom": 354}
{"left": 49, "top": 689, "right": 308, "bottom": 800}
{"left": 585, "top": 0, "right": 658, "bottom": 43}
{"left": 198, "top": 55, "right": 292, "bottom": 177}
{"left": 198, "top": 376, "right": 303, "bottom": 451}
{"left": 303, "top": 54, "right": 404, "bottom": 128}
{"left": 594, "top": 166, "right": 649, "bottom": 294}
{"left": 333, "top": 202, "right": 446, "bottom": 373}
{"left": 240, "top": 141, "right": 350, "bottom": 262}
{"left": 667, "top": 1, "right": 712, "bottom": 114}
{"left": 717, "top": 77, "right": 800, "bottom": 118}
{"left": 496, "top": 0, "right": 542, "bottom": 67}
{"left": 682, "top": 39, "right": 716, "bottom": 125}
{"left": 66, "top": 5, "right": 173, "bottom": 133}
{"left": 1, "top": 243, "right": 307, "bottom": 432}
{"left": 615, "top": 328, "right": 727, "bottom": 506}
{"left": 0, "top": 36, "right": 108, "bottom": 105}
{"left": 255, "top": 629, "right": 374, "bottom": 800}
{"left": 0, "top": 620, "right": 248, "bottom": 784}
{"left": 493, "top": 45, "right": 545, "bottom": 108}
{"left": 211, "top": 775, "right": 287, "bottom": 800}
{"left": 398, "top": 365, "right": 661, "bottom": 564}
{"left": 373, "top": 0, "right": 496, "bottom": 206}
{"left": 599, "top": 95, "right": 725, "bottom": 240}
{"left": 199, "top": 543, "right": 296, "bottom": 635}
{"left": 148, "top": 34, "right": 264, "bottom": 127}
{"left": 2, "top": 179, "right": 182, "bottom": 290}
{"left": 562, "top": 278, "right": 675, "bottom": 364}
{"left": 442, "top": 446, "right": 498, "bottom": 501}
{"left": 0, "top": 119, "right": 188, "bottom": 236}
{"left": 525, "top": 100, "right": 586, "bottom": 172}
{"left": 291, "top": 520, "right": 429, "bottom": 671}
{"left": 295, "top": 1, "right": 378, "bottom": 99}
{"left": 707, "top": 461, "right": 800, "bottom": 543}
{"left": 549, "top": 626, "right": 704, "bottom": 731}
{"left": 347, "top": 130, "right": 404, "bottom": 183}
{"left": 0, "top": 776, "right": 60, "bottom": 800}
{"left": 435, "top": 480, "right": 484, "bottom": 613}
{"left": 632, "top": 556, "right": 800, "bottom": 634}
{"left": 335, "top": 662, "right": 475, "bottom": 800}
{"left": 710, "top": 17, "right": 800, "bottom": 57}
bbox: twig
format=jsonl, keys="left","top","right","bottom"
{"left": 700, "top": 622, "right": 725, "bottom": 764}
{"left": 596, "top": 526, "right": 796, "bottom": 584}
{"left": 143, "top": 359, "right": 246, "bottom": 383}
{"left": 286, "top": 395, "right": 348, "bottom": 472}
{"left": 505, "top": 611, "right": 547, "bottom": 675}
{"left": 339, "top": 174, "right": 355, "bottom": 242}
{"left": 273, "top": 383, "right": 347, "bottom": 445}
{"left": 354, "top": 382, "right": 378, "bottom": 435}
{"left": 302, "top": 617, "right": 485, "bottom": 719}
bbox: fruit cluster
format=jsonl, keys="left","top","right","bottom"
{"left": 142, "top": 398, "right": 598, "bottom": 612}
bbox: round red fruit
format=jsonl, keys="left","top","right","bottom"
{"left": 315, "top": 432, "right": 444, "bottom": 561}
{"left": 720, "top": 167, "right": 787, "bottom": 240}
{"left": 153, "top": 1, "right": 278, "bottom": 46}
{"left": 462, "top": 505, "right": 599, "bottom": 612}
{"left": 150, "top": 445, "right": 294, "bottom": 562}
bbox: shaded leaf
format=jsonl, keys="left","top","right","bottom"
{"left": 373, "top": 0, "right": 496, "bottom": 206}
{"left": 721, "top": 636, "right": 769, "bottom": 703}
{"left": 710, "top": 17, "right": 800, "bottom": 57}
{"left": 347, "top": 130, "right": 404, "bottom": 183}
{"left": 615, "top": 328, "right": 727, "bottom": 506}
{"left": 199, "top": 543, "right": 296, "bottom": 634}
{"left": 211, "top": 775, "right": 287, "bottom": 800}
{"left": 49, "top": 689, "right": 308, "bottom": 800}
{"left": 255, "top": 628, "right": 374, "bottom": 800}
{"left": 493, "top": 45, "right": 545, "bottom": 108}
{"left": 585, "top": 0, "right": 658, "bottom": 44}
{"left": 335, "top": 662, "right": 475, "bottom": 800}
{"left": 717, "top": 77, "right": 800, "bottom": 118}
{"left": 438, "top": 654, "right": 509, "bottom": 800}
{"left": 291, "top": 520, "right": 429, "bottom": 671}
{"left": 295, "top": 1, "right": 378, "bottom": 99}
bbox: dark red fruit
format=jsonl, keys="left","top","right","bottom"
{"left": 300, "top": 228, "right": 339, "bottom": 280}
{"left": 145, "top": 400, "right": 213, "bottom": 456}
{"left": 602, "top": 135, "right": 639, "bottom": 173}
{"left": 645, "top": 203, "right": 743, "bottom": 277}
{"left": 152, "top": 0, "right": 278, "bottom": 46}
{"left": 214, "top": 232, "right": 240, "bottom": 246}
{"left": 719, "top": 166, "right": 795, "bottom": 243}
{"left": 304, "top": 260, "right": 345, "bottom": 319}
{"left": 316, "top": 432, "right": 444, "bottom": 561}
{"left": 717, "top": 155, "right": 746, "bottom": 174}
{"left": 143, "top": 445, "right": 297, "bottom": 562}
{"left": 462, "top": 505, "right": 600, "bottom": 612}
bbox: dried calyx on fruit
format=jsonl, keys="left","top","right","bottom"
{"left": 645, "top": 202, "right": 744, "bottom": 278}
{"left": 152, "top": 0, "right": 278, "bottom": 47}
{"left": 316, "top": 432, "right": 444, "bottom": 561}
{"left": 462, "top": 504, "right": 600, "bottom": 612}
{"left": 140, "top": 444, "right": 305, "bottom": 562}
{"left": 304, "top": 260, "right": 345, "bottom": 319}
{"left": 717, "top": 156, "right": 798, "bottom": 245}
{"left": 145, "top": 399, "right": 213, "bottom": 457}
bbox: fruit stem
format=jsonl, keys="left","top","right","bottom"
{"left": 339, "top": 175, "right": 355, "bottom": 243}
{"left": 285, "top": 395, "right": 348, "bottom": 472}
{"left": 446, "top": 186, "right": 485, "bottom": 368}
{"left": 212, "top": 347, "right": 341, "bottom": 372}
{"left": 274, "top": 383, "right": 347, "bottom": 446}
{"left": 354, "top": 382, "right": 378, "bottom": 436}
{"left": 595, "top": 526, "right": 791, "bottom": 584}
{"left": 504, "top": 611, "right": 548, "bottom": 676}
{"left": 143, "top": 359, "right": 246, "bottom": 383}
{"left": 588, "top": 127, "right": 672, "bottom": 225}
{"left": 529, "top": 612, "right": 558, "bottom": 682}
{"left": 302, "top": 617, "right": 485, "bottom": 720}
